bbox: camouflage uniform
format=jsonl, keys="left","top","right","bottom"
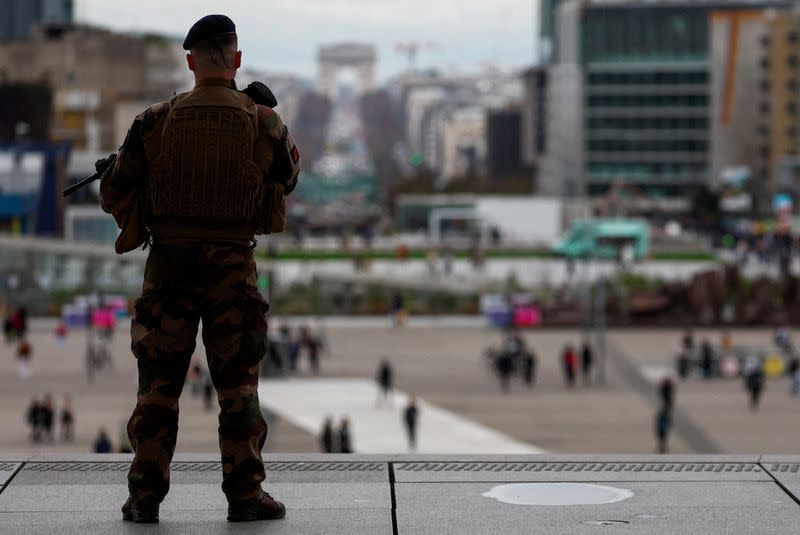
{"left": 127, "top": 243, "right": 268, "bottom": 504}
{"left": 100, "top": 79, "right": 299, "bottom": 508}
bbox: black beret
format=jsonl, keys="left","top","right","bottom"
{"left": 183, "top": 14, "right": 236, "bottom": 50}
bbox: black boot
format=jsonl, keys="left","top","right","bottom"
{"left": 121, "top": 496, "right": 159, "bottom": 523}
{"left": 228, "top": 491, "right": 286, "bottom": 522}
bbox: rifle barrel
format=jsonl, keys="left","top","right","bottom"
{"left": 62, "top": 173, "right": 99, "bottom": 197}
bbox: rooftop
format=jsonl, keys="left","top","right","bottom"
{"left": 2, "top": 454, "right": 800, "bottom": 533}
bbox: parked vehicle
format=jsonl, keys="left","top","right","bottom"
{"left": 553, "top": 219, "right": 650, "bottom": 261}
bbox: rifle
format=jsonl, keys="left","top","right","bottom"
{"left": 62, "top": 81, "right": 278, "bottom": 197}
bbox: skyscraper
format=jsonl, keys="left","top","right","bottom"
{"left": 544, "top": 0, "right": 791, "bottom": 199}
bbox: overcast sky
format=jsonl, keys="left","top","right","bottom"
{"left": 78, "top": 0, "right": 540, "bottom": 81}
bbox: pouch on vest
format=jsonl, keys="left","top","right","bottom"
{"left": 272, "top": 125, "right": 302, "bottom": 195}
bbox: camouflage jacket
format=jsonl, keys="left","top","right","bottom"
{"left": 100, "top": 78, "right": 301, "bottom": 254}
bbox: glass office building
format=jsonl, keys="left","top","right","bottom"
{"left": 581, "top": 5, "right": 715, "bottom": 196}
{"left": 576, "top": 1, "right": 788, "bottom": 197}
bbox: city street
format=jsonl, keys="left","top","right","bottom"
{"left": 2, "top": 322, "right": 799, "bottom": 457}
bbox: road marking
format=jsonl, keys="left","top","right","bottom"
{"left": 258, "top": 378, "right": 543, "bottom": 454}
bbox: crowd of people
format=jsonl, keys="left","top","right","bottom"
{"left": 263, "top": 323, "right": 326, "bottom": 376}
{"left": 676, "top": 329, "right": 797, "bottom": 409}
{"left": 656, "top": 326, "right": 800, "bottom": 451}
{"left": 26, "top": 394, "right": 73, "bottom": 443}
{"left": 490, "top": 330, "right": 537, "bottom": 392}
{"left": 487, "top": 330, "right": 596, "bottom": 393}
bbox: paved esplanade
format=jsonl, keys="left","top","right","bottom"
{"left": 259, "top": 378, "right": 542, "bottom": 453}
{"left": 1, "top": 454, "right": 799, "bottom": 533}
{"left": 5, "top": 324, "right": 800, "bottom": 456}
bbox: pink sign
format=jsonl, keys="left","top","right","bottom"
{"left": 514, "top": 306, "right": 541, "bottom": 328}
{"left": 91, "top": 309, "right": 116, "bottom": 329}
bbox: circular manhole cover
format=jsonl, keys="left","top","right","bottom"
{"left": 482, "top": 483, "right": 633, "bottom": 506}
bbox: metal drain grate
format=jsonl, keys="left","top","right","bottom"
{"left": 24, "top": 462, "right": 129, "bottom": 472}
{"left": 769, "top": 464, "right": 800, "bottom": 473}
{"left": 171, "top": 463, "right": 220, "bottom": 472}
{"left": 23, "top": 461, "right": 384, "bottom": 472}
{"left": 395, "top": 462, "right": 762, "bottom": 473}
{"left": 0, "top": 462, "right": 18, "bottom": 471}
{"left": 266, "top": 462, "right": 384, "bottom": 472}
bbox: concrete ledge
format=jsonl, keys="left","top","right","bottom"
{"left": 1, "top": 455, "right": 799, "bottom": 534}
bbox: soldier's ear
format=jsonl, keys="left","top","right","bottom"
{"left": 234, "top": 50, "right": 242, "bottom": 69}
{"left": 187, "top": 53, "right": 196, "bottom": 72}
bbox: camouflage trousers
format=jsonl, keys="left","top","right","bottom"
{"left": 127, "top": 242, "right": 269, "bottom": 504}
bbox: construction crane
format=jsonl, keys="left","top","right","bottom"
{"left": 394, "top": 42, "right": 440, "bottom": 72}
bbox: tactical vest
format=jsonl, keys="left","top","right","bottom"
{"left": 147, "top": 85, "right": 280, "bottom": 233}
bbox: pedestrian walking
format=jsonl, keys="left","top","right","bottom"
{"left": 522, "top": 351, "right": 536, "bottom": 387}
{"left": 496, "top": 352, "right": 514, "bottom": 393}
{"left": 789, "top": 357, "right": 800, "bottom": 397}
{"left": 17, "top": 338, "right": 32, "bottom": 378}
{"left": 655, "top": 407, "right": 672, "bottom": 454}
{"left": 581, "top": 343, "right": 594, "bottom": 385}
{"left": 320, "top": 417, "right": 335, "bottom": 453}
{"left": 404, "top": 397, "right": 419, "bottom": 451}
{"left": 676, "top": 350, "right": 691, "bottom": 380}
{"left": 300, "top": 326, "right": 320, "bottom": 374}
{"left": 658, "top": 377, "right": 675, "bottom": 411}
{"left": 55, "top": 320, "right": 68, "bottom": 348}
{"left": 376, "top": 358, "right": 394, "bottom": 406}
{"left": 700, "top": 339, "right": 714, "bottom": 379}
{"left": 41, "top": 394, "right": 54, "bottom": 442}
{"left": 339, "top": 418, "right": 353, "bottom": 454}
{"left": 746, "top": 366, "right": 766, "bottom": 410}
{"left": 562, "top": 345, "right": 577, "bottom": 388}
{"left": 60, "top": 394, "right": 74, "bottom": 442}
{"left": 27, "top": 397, "right": 42, "bottom": 443}
{"left": 93, "top": 428, "right": 113, "bottom": 453}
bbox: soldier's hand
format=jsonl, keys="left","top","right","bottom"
{"left": 95, "top": 153, "right": 118, "bottom": 174}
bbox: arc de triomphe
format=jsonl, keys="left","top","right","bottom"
{"left": 317, "top": 43, "right": 377, "bottom": 98}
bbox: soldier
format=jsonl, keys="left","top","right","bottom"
{"left": 100, "top": 14, "right": 301, "bottom": 524}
